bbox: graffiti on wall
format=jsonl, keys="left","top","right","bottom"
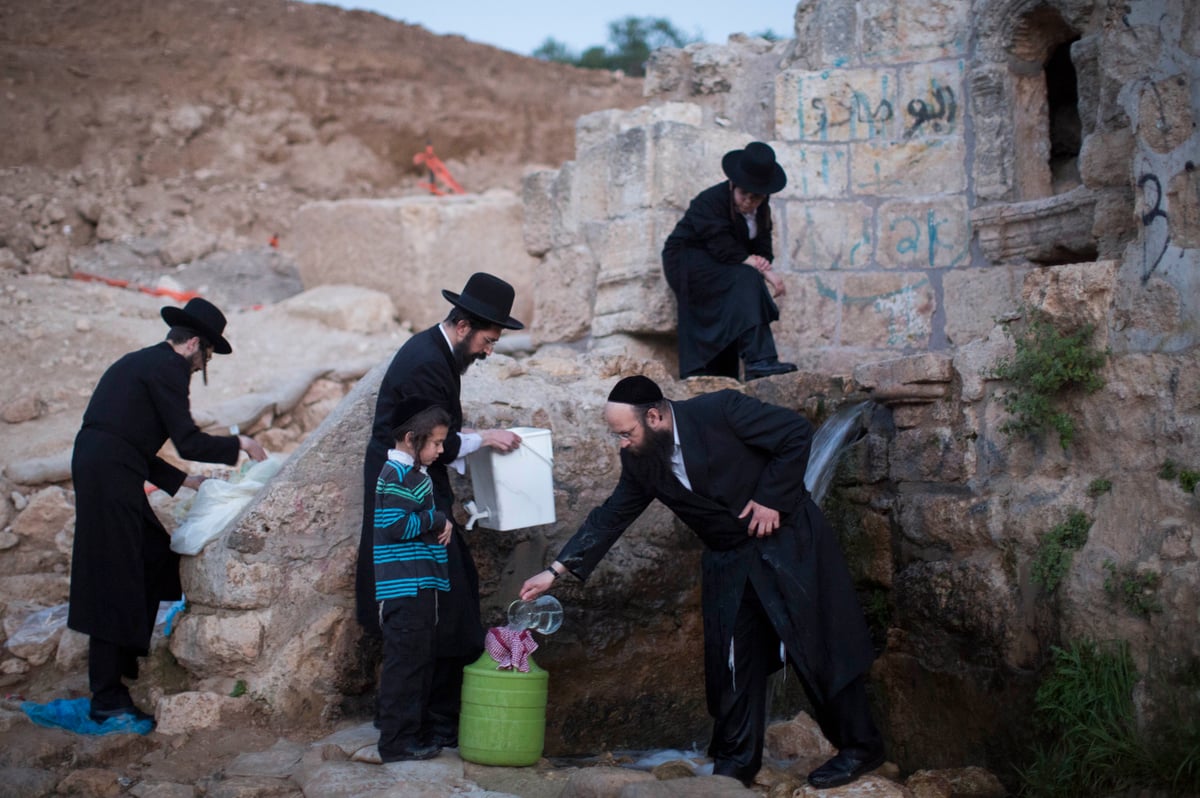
{"left": 885, "top": 206, "right": 969, "bottom": 268}
{"left": 792, "top": 71, "right": 961, "bottom": 142}
{"left": 904, "top": 84, "right": 957, "bottom": 138}
{"left": 1138, "top": 171, "right": 1170, "bottom": 283}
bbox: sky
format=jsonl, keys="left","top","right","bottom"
{"left": 308, "top": 1, "right": 794, "bottom": 57}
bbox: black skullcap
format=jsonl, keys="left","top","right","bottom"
{"left": 607, "top": 375, "right": 664, "bottom": 405}
{"left": 392, "top": 396, "right": 443, "bottom": 431}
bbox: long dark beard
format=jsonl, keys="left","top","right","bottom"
{"left": 629, "top": 423, "right": 676, "bottom": 482}
{"left": 452, "top": 336, "right": 486, "bottom": 375}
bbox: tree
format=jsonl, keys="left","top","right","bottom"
{"left": 604, "top": 16, "right": 693, "bottom": 76}
{"left": 532, "top": 16, "right": 696, "bottom": 77}
{"left": 532, "top": 37, "right": 575, "bottom": 64}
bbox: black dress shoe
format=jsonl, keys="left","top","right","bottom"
{"left": 89, "top": 705, "right": 156, "bottom": 725}
{"left": 380, "top": 743, "right": 442, "bottom": 763}
{"left": 743, "top": 360, "right": 798, "bottom": 381}
{"left": 429, "top": 733, "right": 457, "bottom": 748}
{"left": 807, "top": 749, "right": 885, "bottom": 789}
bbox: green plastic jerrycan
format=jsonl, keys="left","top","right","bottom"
{"left": 458, "top": 651, "right": 549, "bottom": 766}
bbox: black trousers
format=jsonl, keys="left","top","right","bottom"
{"left": 88, "top": 577, "right": 158, "bottom": 712}
{"left": 377, "top": 591, "right": 438, "bottom": 757}
{"left": 736, "top": 323, "right": 779, "bottom": 366}
{"left": 685, "top": 325, "right": 779, "bottom": 379}
{"left": 709, "top": 585, "right": 882, "bottom": 786}
{"left": 88, "top": 637, "right": 141, "bottom": 711}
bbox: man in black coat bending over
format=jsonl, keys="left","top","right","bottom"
{"left": 69, "top": 298, "right": 267, "bottom": 725}
{"left": 520, "top": 376, "right": 884, "bottom": 789}
{"left": 358, "top": 272, "right": 524, "bottom": 747}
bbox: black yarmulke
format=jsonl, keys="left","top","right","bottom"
{"left": 607, "top": 375, "right": 664, "bottom": 405}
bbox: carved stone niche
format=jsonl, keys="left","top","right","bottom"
{"left": 971, "top": 186, "right": 1098, "bottom": 265}
{"left": 971, "top": 0, "right": 1099, "bottom": 265}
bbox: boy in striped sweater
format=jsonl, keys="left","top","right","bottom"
{"left": 373, "top": 398, "right": 454, "bottom": 762}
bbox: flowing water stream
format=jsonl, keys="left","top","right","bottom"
{"left": 806, "top": 400, "right": 876, "bottom": 506}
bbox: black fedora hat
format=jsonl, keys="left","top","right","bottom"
{"left": 160, "top": 297, "right": 232, "bottom": 354}
{"left": 721, "top": 141, "right": 787, "bottom": 195}
{"left": 441, "top": 272, "right": 525, "bottom": 330}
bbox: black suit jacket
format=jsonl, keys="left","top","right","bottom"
{"left": 558, "top": 390, "right": 874, "bottom": 704}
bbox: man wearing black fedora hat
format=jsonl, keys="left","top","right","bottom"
{"left": 662, "top": 141, "right": 798, "bottom": 382}
{"left": 68, "top": 297, "right": 267, "bottom": 726}
{"left": 358, "top": 272, "right": 525, "bottom": 747}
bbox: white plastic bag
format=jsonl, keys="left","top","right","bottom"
{"left": 6, "top": 603, "right": 69, "bottom": 665}
{"left": 170, "top": 455, "right": 284, "bottom": 555}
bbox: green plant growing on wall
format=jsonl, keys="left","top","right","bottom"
{"left": 1018, "top": 641, "right": 1200, "bottom": 797}
{"left": 1158, "top": 460, "right": 1200, "bottom": 492}
{"left": 1086, "top": 478, "right": 1112, "bottom": 497}
{"left": 230, "top": 679, "right": 248, "bottom": 698}
{"left": 1031, "top": 511, "right": 1091, "bottom": 592}
{"left": 1019, "top": 641, "right": 1140, "bottom": 797}
{"left": 991, "top": 308, "right": 1108, "bottom": 449}
{"left": 1102, "top": 560, "right": 1163, "bottom": 617}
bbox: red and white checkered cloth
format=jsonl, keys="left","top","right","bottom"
{"left": 485, "top": 625, "right": 539, "bottom": 672}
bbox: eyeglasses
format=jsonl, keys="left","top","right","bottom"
{"left": 610, "top": 429, "right": 636, "bottom": 440}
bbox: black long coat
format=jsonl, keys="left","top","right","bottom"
{"left": 68, "top": 342, "right": 239, "bottom": 651}
{"left": 661, "top": 182, "right": 779, "bottom": 378}
{"left": 357, "top": 325, "right": 483, "bottom": 654}
{"left": 556, "top": 390, "right": 874, "bottom": 708}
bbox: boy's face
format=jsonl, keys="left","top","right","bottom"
{"left": 417, "top": 424, "right": 450, "bottom": 466}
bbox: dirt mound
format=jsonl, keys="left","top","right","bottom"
{"left": 0, "top": 0, "right": 644, "bottom": 258}
{"left": 0, "top": 0, "right": 646, "bottom": 473}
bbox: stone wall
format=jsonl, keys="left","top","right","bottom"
{"left": 514, "top": 0, "right": 1200, "bottom": 776}
{"left": 289, "top": 190, "right": 538, "bottom": 332}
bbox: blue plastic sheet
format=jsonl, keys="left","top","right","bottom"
{"left": 21, "top": 697, "right": 154, "bottom": 735}
{"left": 161, "top": 596, "right": 187, "bottom": 637}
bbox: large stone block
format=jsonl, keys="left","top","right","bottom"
{"left": 170, "top": 611, "right": 267, "bottom": 669}
{"left": 1079, "top": 129, "right": 1135, "bottom": 189}
{"left": 786, "top": 0, "right": 858, "bottom": 70}
{"left": 521, "top": 169, "right": 557, "bottom": 257}
{"left": 10, "top": 486, "right": 73, "bottom": 546}
{"left": 942, "top": 266, "right": 1027, "bottom": 347}
{"left": 772, "top": 143, "right": 850, "bottom": 201}
{"left": 896, "top": 492, "right": 992, "bottom": 552}
{"left": 645, "top": 123, "right": 747, "bottom": 214}
{"left": 854, "top": 353, "right": 954, "bottom": 391}
{"left": 182, "top": 550, "right": 282, "bottom": 610}
{"left": 1136, "top": 74, "right": 1193, "bottom": 154}
{"left": 771, "top": 274, "right": 840, "bottom": 353}
{"left": 531, "top": 245, "right": 598, "bottom": 345}
{"left": 776, "top": 68, "right": 899, "bottom": 142}
{"left": 839, "top": 272, "right": 937, "bottom": 349}
{"left": 289, "top": 191, "right": 537, "bottom": 331}
{"left": 877, "top": 197, "right": 970, "bottom": 270}
{"left": 587, "top": 211, "right": 678, "bottom": 337}
{"left": 860, "top": 0, "right": 969, "bottom": 63}
{"left": 1019, "top": 260, "right": 1119, "bottom": 332}
{"left": 971, "top": 189, "right": 1098, "bottom": 265}
{"left": 785, "top": 200, "right": 875, "bottom": 271}
{"left": 851, "top": 138, "right": 967, "bottom": 196}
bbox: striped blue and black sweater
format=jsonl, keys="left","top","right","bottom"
{"left": 373, "top": 450, "right": 450, "bottom": 601}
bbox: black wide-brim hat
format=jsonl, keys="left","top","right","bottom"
{"left": 721, "top": 141, "right": 787, "bottom": 195}
{"left": 161, "top": 297, "right": 232, "bottom": 354}
{"left": 441, "top": 272, "right": 525, "bottom": 330}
